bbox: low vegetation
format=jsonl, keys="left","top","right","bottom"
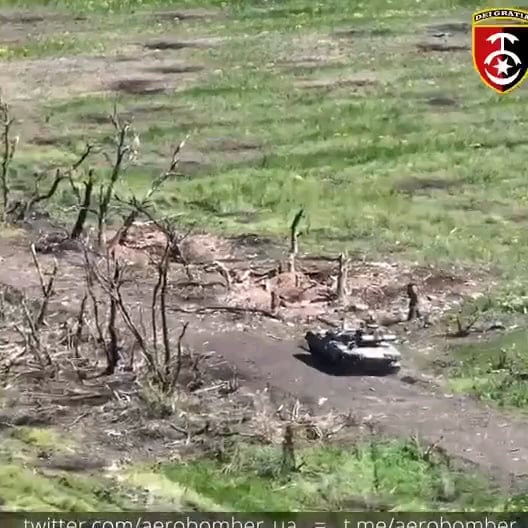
{"left": 447, "top": 329, "right": 528, "bottom": 410}
{"left": 165, "top": 440, "right": 501, "bottom": 511}
{"left": 1, "top": 0, "right": 528, "bottom": 514}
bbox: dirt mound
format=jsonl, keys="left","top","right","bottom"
{"left": 108, "top": 77, "right": 167, "bottom": 95}
{"left": 111, "top": 223, "right": 488, "bottom": 325}
{"left": 151, "top": 9, "right": 222, "bottom": 22}
{"left": 115, "top": 222, "right": 235, "bottom": 263}
{"left": 143, "top": 38, "right": 224, "bottom": 51}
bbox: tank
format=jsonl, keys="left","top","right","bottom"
{"left": 305, "top": 325, "right": 401, "bottom": 374}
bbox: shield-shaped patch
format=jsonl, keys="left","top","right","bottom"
{"left": 472, "top": 8, "right": 528, "bottom": 94}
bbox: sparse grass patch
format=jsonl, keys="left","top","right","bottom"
{"left": 8, "top": 426, "right": 76, "bottom": 453}
{"left": 29, "top": 4, "right": 528, "bottom": 282}
{"left": 0, "top": 428, "right": 132, "bottom": 511}
{"left": 123, "top": 467, "right": 227, "bottom": 511}
{"left": 164, "top": 440, "right": 505, "bottom": 511}
{"left": 0, "top": 33, "right": 105, "bottom": 60}
{"left": 448, "top": 329, "right": 528, "bottom": 409}
{"left": 0, "top": 459, "right": 135, "bottom": 511}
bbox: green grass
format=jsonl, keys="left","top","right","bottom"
{"left": 3, "top": 0, "right": 527, "bottom": 282}
{"left": 0, "top": 34, "right": 105, "bottom": 60}
{"left": 164, "top": 440, "right": 511, "bottom": 511}
{"left": 448, "top": 329, "right": 528, "bottom": 409}
{"left": 7, "top": 426, "right": 76, "bottom": 452}
{"left": 0, "top": 425, "right": 221, "bottom": 511}
{"left": 3, "top": 0, "right": 528, "bottom": 512}
{"left": 0, "top": 427, "right": 134, "bottom": 511}
{"left": 3, "top": 425, "right": 528, "bottom": 512}
{"left": 0, "top": 461, "right": 136, "bottom": 511}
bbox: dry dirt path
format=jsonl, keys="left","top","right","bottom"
{"left": 1, "top": 236, "right": 527, "bottom": 490}
{"left": 187, "top": 329, "right": 528, "bottom": 489}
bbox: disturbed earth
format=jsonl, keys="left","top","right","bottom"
{"left": 1, "top": 3, "right": 528, "bottom": 502}
{"left": 0, "top": 222, "right": 527, "bottom": 492}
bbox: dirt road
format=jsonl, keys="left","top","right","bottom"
{"left": 1, "top": 235, "right": 527, "bottom": 490}
{"left": 189, "top": 329, "right": 528, "bottom": 488}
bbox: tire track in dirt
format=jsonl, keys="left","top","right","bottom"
{"left": 188, "top": 329, "right": 528, "bottom": 489}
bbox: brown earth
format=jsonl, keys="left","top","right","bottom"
{"left": 0, "top": 224, "right": 527, "bottom": 492}
{"left": 1, "top": 6, "right": 528, "bottom": 495}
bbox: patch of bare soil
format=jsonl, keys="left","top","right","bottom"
{"left": 332, "top": 28, "right": 394, "bottom": 38}
{"left": 294, "top": 73, "right": 379, "bottom": 95}
{"left": 147, "top": 64, "right": 205, "bottom": 75}
{"left": 269, "top": 35, "right": 345, "bottom": 67}
{"left": 0, "top": 231, "right": 362, "bottom": 468}
{"left": 426, "top": 22, "right": 471, "bottom": 35}
{"left": 426, "top": 95, "right": 459, "bottom": 108}
{"left": 416, "top": 35, "right": 470, "bottom": 52}
{"left": 0, "top": 221, "right": 524, "bottom": 491}
{"left": 0, "top": 51, "right": 204, "bottom": 102}
{"left": 0, "top": 10, "right": 86, "bottom": 23}
{"left": 0, "top": 6, "right": 210, "bottom": 104}
{"left": 0, "top": 10, "right": 86, "bottom": 45}
{"left": 393, "top": 173, "right": 463, "bottom": 195}
{"left": 417, "top": 19, "right": 471, "bottom": 52}
{"left": 115, "top": 222, "right": 488, "bottom": 327}
{"left": 143, "top": 37, "right": 225, "bottom": 51}
{"left": 205, "top": 137, "right": 262, "bottom": 152}
{"left": 150, "top": 9, "right": 222, "bottom": 23}
{"left": 274, "top": 57, "right": 349, "bottom": 73}
{"left": 109, "top": 77, "right": 168, "bottom": 96}
{"left": 417, "top": 40, "right": 469, "bottom": 52}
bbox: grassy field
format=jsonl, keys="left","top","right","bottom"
{"left": 0, "top": 426, "right": 135, "bottom": 510}
{"left": 2, "top": 0, "right": 528, "bottom": 512}
{"left": 2, "top": 0, "right": 528, "bottom": 276}
{"left": 164, "top": 441, "right": 506, "bottom": 511}
{"left": 447, "top": 328, "right": 528, "bottom": 409}
{"left": 3, "top": 423, "right": 525, "bottom": 511}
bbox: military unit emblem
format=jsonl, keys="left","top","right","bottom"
{"left": 472, "top": 8, "right": 528, "bottom": 94}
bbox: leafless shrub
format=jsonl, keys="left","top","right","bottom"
{"left": 9, "top": 245, "right": 57, "bottom": 366}
{"left": 81, "top": 224, "right": 190, "bottom": 391}
{"left": 95, "top": 107, "right": 135, "bottom": 247}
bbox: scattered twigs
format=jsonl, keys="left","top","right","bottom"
{"left": 19, "top": 296, "right": 52, "bottom": 366}
{"left": 82, "top": 220, "right": 190, "bottom": 392}
{"left": 25, "top": 144, "right": 93, "bottom": 222}
{"left": 114, "top": 134, "right": 189, "bottom": 244}
{"left": 169, "top": 304, "right": 282, "bottom": 320}
{"left": 24, "top": 169, "right": 65, "bottom": 219}
{"left": 82, "top": 244, "right": 156, "bottom": 374}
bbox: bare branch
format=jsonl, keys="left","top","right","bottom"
{"left": 30, "top": 243, "right": 58, "bottom": 328}
{"left": 0, "top": 97, "right": 17, "bottom": 222}
{"left": 171, "top": 321, "right": 189, "bottom": 392}
{"left": 70, "top": 169, "right": 95, "bottom": 239}
{"left": 288, "top": 208, "right": 304, "bottom": 273}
